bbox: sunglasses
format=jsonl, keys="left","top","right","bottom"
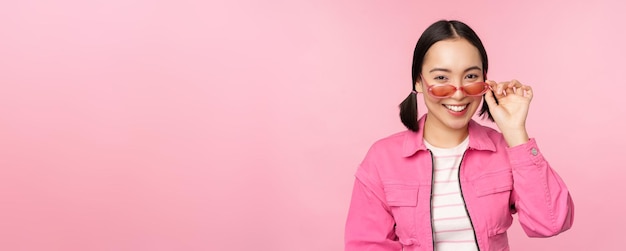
{"left": 421, "top": 75, "right": 491, "bottom": 99}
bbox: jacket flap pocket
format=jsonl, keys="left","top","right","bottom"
{"left": 383, "top": 185, "right": 419, "bottom": 206}
{"left": 472, "top": 172, "right": 513, "bottom": 197}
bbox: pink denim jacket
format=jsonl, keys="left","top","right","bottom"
{"left": 345, "top": 116, "right": 574, "bottom": 251}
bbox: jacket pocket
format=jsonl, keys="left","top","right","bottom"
{"left": 383, "top": 184, "right": 420, "bottom": 247}
{"left": 473, "top": 171, "right": 513, "bottom": 197}
{"left": 385, "top": 185, "right": 418, "bottom": 206}
{"left": 471, "top": 171, "right": 514, "bottom": 237}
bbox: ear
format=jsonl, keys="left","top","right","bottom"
{"left": 414, "top": 78, "right": 424, "bottom": 93}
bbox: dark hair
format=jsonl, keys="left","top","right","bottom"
{"left": 399, "top": 20, "right": 494, "bottom": 132}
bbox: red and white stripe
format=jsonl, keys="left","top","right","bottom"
{"left": 426, "top": 137, "right": 478, "bottom": 251}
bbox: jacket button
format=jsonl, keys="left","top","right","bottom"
{"left": 531, "top": 148, "right": 538, "bottom": 156}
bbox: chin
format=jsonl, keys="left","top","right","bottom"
{"left": 444, "top": 119, "right": 473, "bottom": 130}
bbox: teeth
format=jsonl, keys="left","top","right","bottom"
{"left": 444, "top": 104, "right": 467, "bottom": 112}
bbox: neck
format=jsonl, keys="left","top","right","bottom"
{"left": 423, "top": 117, "right": 469, "bottom": 148}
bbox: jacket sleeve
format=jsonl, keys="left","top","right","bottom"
{"left": 345, "top": 147, "right": 402, "bottom": 251}
{"left": 507, "top": 138, "right": 574, "bottom": 237}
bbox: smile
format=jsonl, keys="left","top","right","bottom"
{"left": 443, "top": 104, "right": 468, "bottom": 112}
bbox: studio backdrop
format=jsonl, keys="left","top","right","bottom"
{"left": 1, "top": 0, "right": 624, "bottom": 250}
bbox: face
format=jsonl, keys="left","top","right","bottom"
{"left": 415, "top": 38, "right": 485, "bottom": 133}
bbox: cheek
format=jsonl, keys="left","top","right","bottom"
{"left": 470, "top": 96, "right": 483, "bottom": 105}
{"left": 469, "top": 97, "right": 483, "bottom": 110}
{"left": 422, "top": 96, "right": 442, "bottom": 108}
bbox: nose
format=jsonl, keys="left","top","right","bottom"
{"left": 450, "top": 83, "right": 465, "bottom": 99}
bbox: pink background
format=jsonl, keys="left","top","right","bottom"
{"left": 1, "top": 0, "right": 624, "bottom": 250}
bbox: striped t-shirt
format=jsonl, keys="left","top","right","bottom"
{"left": 424, "top": 137, "right": 478, "bottom": 251}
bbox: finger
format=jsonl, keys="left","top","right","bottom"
{"left": 505, "top": 85, "right": 515, "bottom": 95}
{"left": 509, "top": 79, "right": 523, "bottom": 88}
{"left": 503, "top": 82, "right": 516, "bottom": 95}
{"left": 485, "top": 80, "right": 497, "bottom": 93}
{"left": 524, "top": 85, "right": 533, "bottom": 100}
{"left": 507, "top": 79, "right": 522, "bottom": 94}
{"left": 507, "top": 80, "right": 521, "bottom": 91}
{"left": 484, "top": 88, "right": 498, "bottom": 108}
{"left": 496, "top": 82, "right": 509, "bottom": 95}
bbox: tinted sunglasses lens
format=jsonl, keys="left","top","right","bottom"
{"left": 430, "top": 85, "right": 457, "bottom": 98}
{"left": 464, "top": 82, "right": 488, "bottom": 95}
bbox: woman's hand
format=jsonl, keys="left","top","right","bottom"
{"left": 484, "top": 80, "right": 532, "bottom": 147}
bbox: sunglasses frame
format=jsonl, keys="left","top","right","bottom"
{"left": 421, "top": 75, "right": 491, "bottom": 99}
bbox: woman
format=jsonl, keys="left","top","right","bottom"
{"left": 345, "top": 20, "right": 574, "bottom": 251}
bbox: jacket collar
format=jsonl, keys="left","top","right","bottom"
{"left": 401, "top": 114, "right": 497, "bottom": 157}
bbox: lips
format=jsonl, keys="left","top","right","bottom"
{"left": 443, "top": 104, "right": 468, "bottom": 112}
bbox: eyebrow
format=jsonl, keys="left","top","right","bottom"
{"left": 428, "top": 66, "right": 482, "bottom": 73}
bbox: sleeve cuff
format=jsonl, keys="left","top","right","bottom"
{"left": 506, "top": 138, "right": 545, "bottom": 168}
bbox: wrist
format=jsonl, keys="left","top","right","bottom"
{"left": 502, "top": 128, "right": 529, "bottom": 147}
